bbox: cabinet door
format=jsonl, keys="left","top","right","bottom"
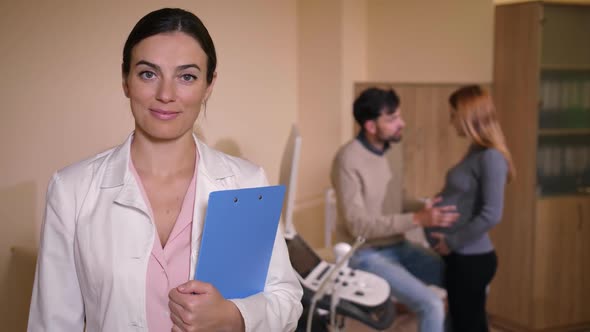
{"left": 581, "top": 198, "right": 590, "bottom": 324}
{"left": 533, "top": 197, "right": 585, "bottom": 329}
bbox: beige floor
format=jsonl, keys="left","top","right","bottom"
{"left": 343, "top": 314, "right": 506, "bottom": 332}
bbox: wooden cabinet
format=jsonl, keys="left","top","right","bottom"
{"left": 533, "top": 197, "right": 587, "bottom": 329}
{"left": 582, "top": 201, "right": 590, "bottom": 325}
{"left": 489, "top": 2, "right": 590, "bottom": 331}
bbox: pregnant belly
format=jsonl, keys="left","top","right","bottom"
{"left": 424, "top": 193, "right": 474, "bottom": 247}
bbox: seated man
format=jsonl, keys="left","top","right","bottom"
{"left": 331, "top": 87, "right": 458, "bottom": 332}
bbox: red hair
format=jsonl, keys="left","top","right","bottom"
{"left": 450, "top": 85, "right": 515, "bottom": 181}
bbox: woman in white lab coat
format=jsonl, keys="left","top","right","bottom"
{"left": 28, "top": 8, "right": 302, "bottom": 332}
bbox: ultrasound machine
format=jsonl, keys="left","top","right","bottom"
{"left": 278, "top": 125, "right": 395, "bottom": 332}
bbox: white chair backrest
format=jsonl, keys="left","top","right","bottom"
{"left": 324, "top": 188, "right": 337, "bottom": 248}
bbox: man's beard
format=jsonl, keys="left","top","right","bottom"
{"left": 379, "top": 131, "right": 403, "bottom": 143}
{"left": 388, "top": 135, "right": 402, "bottom": 143}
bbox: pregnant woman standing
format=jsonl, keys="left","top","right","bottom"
{"left": 426, "top": 85, "right": 516, "bottom": 332}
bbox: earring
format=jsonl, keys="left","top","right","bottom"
{"left": 202, "top": 100, "right": 207, "bottom": 113}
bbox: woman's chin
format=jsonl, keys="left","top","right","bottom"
{"left": 136, "top": 127, "right": 192, "bottom": 142}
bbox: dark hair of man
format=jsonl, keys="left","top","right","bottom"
{"left": 122, "top": 8, "right": 217, "bottom": 85}
{"left": 353, "top": 87, "right": 400, "bottom": 128}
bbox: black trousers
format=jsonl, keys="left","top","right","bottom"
{"left": 444, "top": 251, "right": 497, "bottom": 332}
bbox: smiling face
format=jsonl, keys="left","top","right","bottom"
{"left": 123, "top": 31, "right": 216, "bottom": 141}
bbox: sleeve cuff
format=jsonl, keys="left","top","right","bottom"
{"left": 399, "top": 213, "right": 418, "bottom": 233}
{"left": 229, "top": 294, "right": 266, "bottom": 332}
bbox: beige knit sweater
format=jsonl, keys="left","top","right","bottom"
{"left": 330, "top": 139, "right": 421, "bottom": 247}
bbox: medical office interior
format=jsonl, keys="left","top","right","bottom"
{"left": 1, "top": 0, "right": 589, "bottom": 331}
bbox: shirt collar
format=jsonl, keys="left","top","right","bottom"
{"left": 356, "top": 131, "right": 390, "bottom": 156}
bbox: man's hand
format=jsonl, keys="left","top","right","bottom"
{"left": 430, "top": 232, "right": 451, "bottom": 256}
{"left": 169, "top": 280, "right": 245, "bottom": 332}
{"left": 413, "top": 196, "right": 459, "bottom": 227}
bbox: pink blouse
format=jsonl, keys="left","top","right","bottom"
{"left": 130, "top": 155, "right": 197, "bottom": 332}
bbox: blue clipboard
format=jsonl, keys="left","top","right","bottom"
{"left": 194, "top": 185, "right": 285, "bottom": 299}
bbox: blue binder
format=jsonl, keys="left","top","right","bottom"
{"left": 194, "top": 185, "right": 286, "bottom": 299}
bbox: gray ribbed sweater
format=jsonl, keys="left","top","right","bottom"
{"left": 425, "top": 146, "right": 508, "bottom": 254}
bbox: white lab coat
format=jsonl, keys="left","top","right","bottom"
{"left": 28, "top": 133, "right": 303, "bottom": 331}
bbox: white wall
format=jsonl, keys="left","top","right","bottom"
{"left": 495, "top": 0, "right": 590, "bottom": 4}
{"left": 368, "top": 0, "right": 494, "bottom": 83}
{"left": 0, "top": 0, "right": 297, "bottom": 235}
